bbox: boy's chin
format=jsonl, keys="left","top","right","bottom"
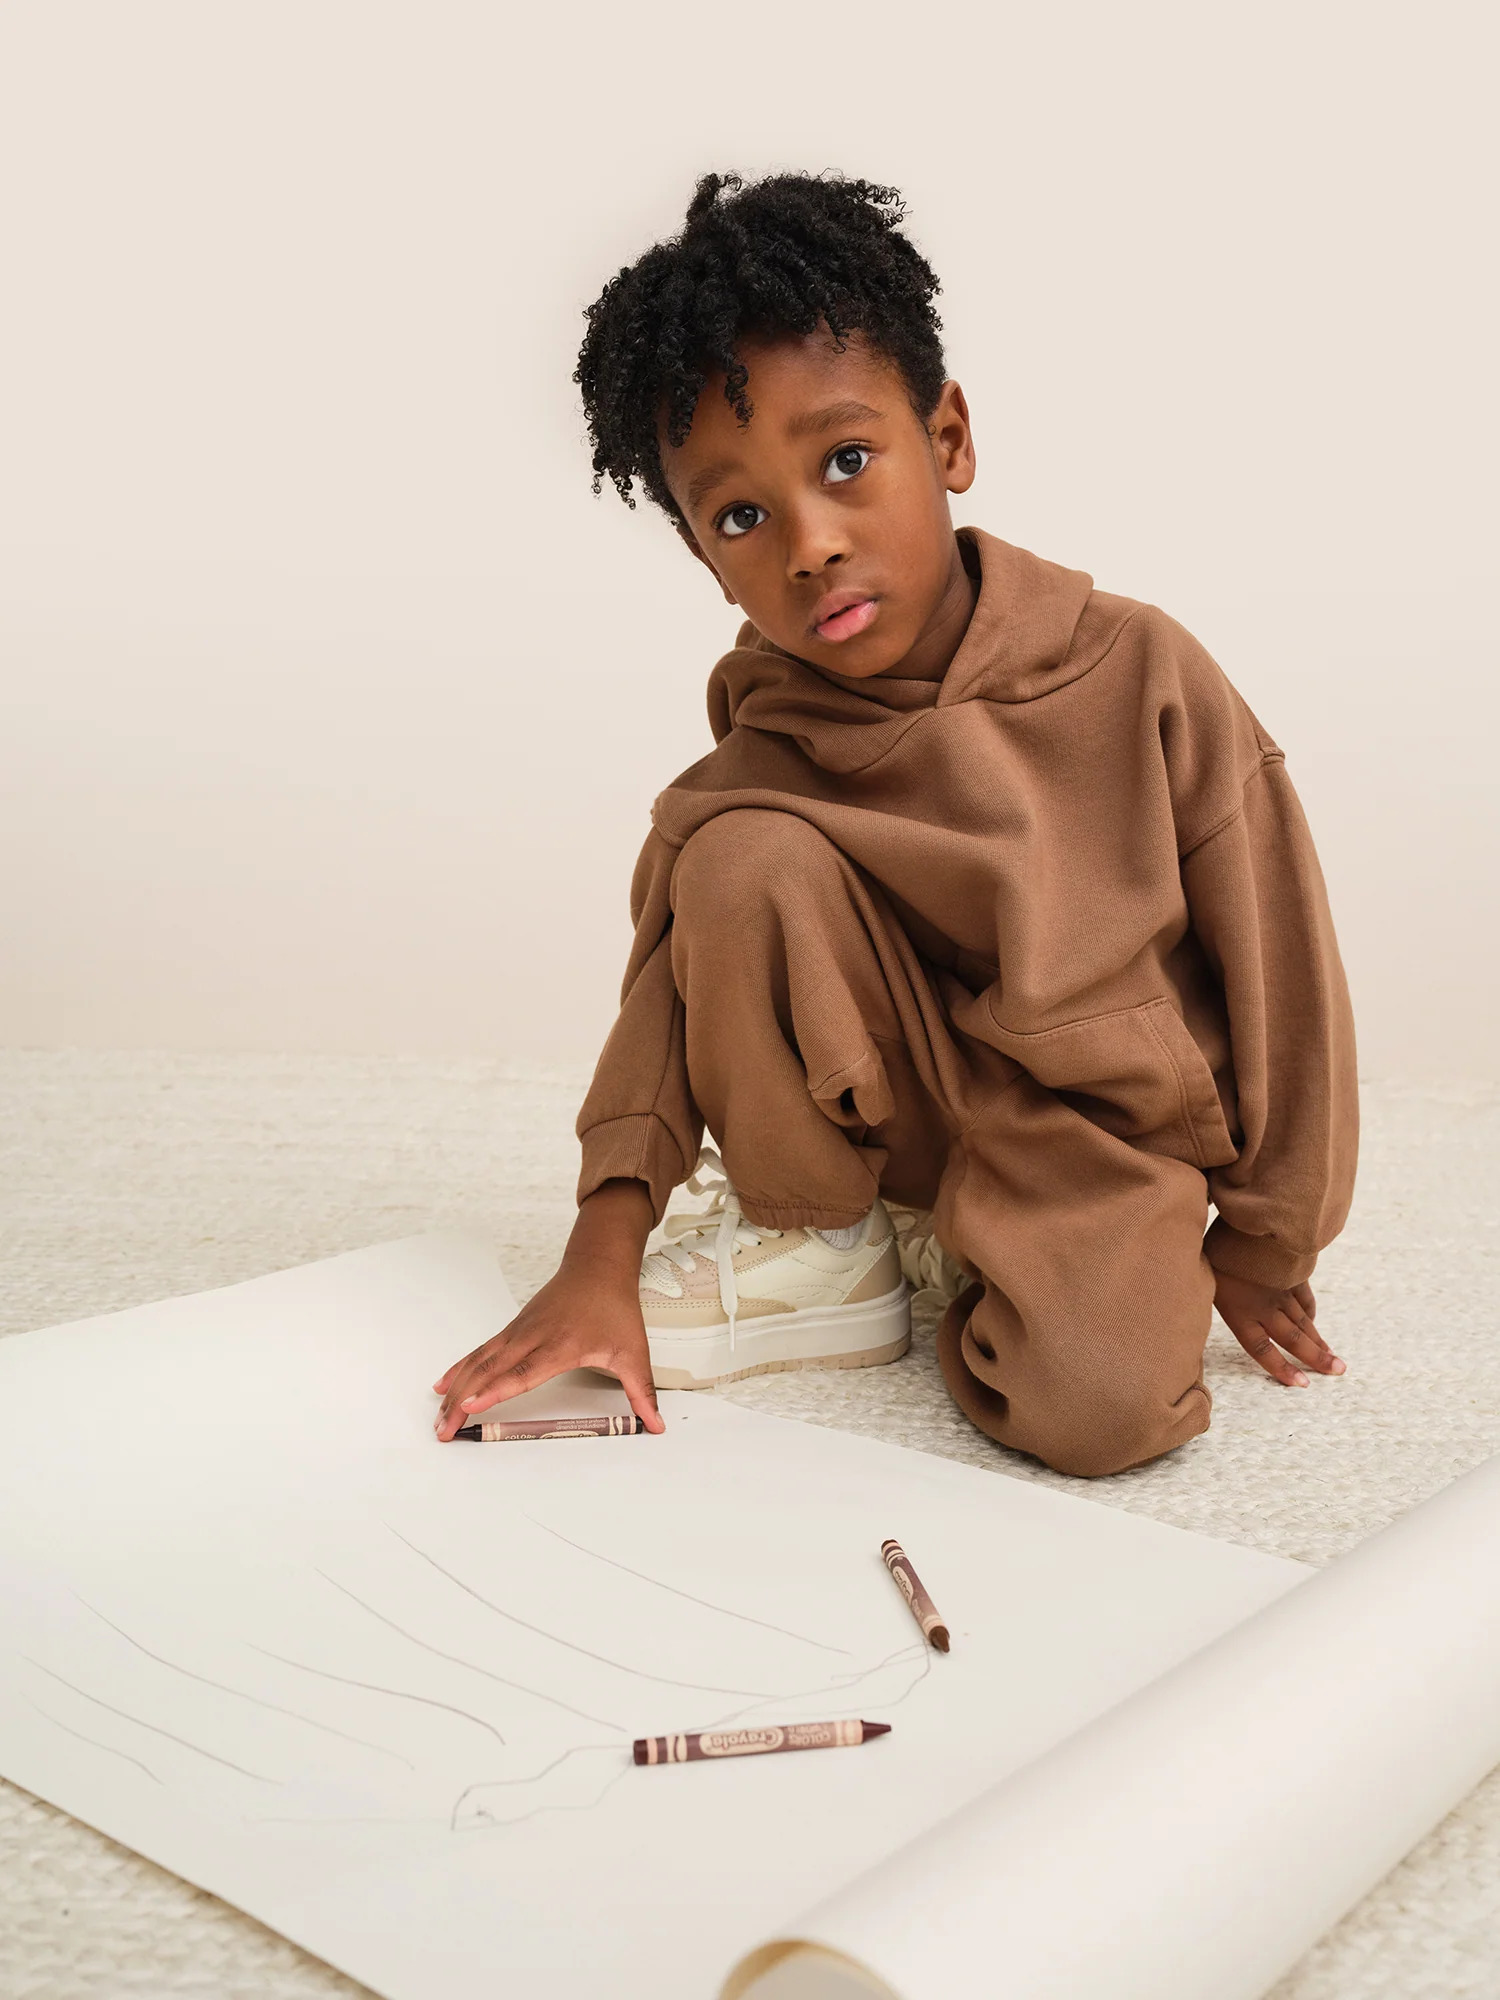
{"left": 789, "top": 623, "right": 915, "bottom": 679}
{"left": 805, "top": 638, "right": 912, "bottom": 679}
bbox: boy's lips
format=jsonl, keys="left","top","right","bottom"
{"left": 811, "top": 593, "right": 879, "bottom": 643}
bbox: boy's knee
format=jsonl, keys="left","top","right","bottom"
{"left": 1023, "top": 1376, "right": 1211, "bottom": 1478}
{"left": 674, "top": 809, "right": 840, "bottom": 915}
{"left": 939, "top": 1285, "right": 1212, "bottom": 1478}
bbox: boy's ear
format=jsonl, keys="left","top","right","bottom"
{"left": 929, "top": 380, "right": 977, "bottom": 497}
{"left": 677, "top": 524, "right": 739, "bottom": 606}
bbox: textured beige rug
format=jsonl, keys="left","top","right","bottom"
{"left": 2, "top": 1050, "right": 1498, "bottom": 1997}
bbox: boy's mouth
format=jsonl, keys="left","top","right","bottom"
{"left": 811, "top": 593, "right": 879, "bottom": 643}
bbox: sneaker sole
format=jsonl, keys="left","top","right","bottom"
{"left": 647, "top": 1282, "right": 912, "bottom": 1390}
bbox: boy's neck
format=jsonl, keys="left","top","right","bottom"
{"left": 871, "top": 534, "right": 979, "bottom": 683}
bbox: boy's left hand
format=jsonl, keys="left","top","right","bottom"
{"left": 1213, "top": 1272, "right": 1347, "bottom": 1387}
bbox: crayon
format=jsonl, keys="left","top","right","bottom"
{"left": 452, "top": 1414, "right": 648, "bottom": 1442}
{"left": 633, "top": 1719, "right": 890, "bottom": 1765}
{"left": 881, "top": 1538, "right": 951, "bottom": 1651}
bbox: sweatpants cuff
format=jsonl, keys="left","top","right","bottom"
{"left": 735, "top": 1193, "right": 877, "bottom": 1231}
{"left": 577, "top": 1114, "right": 691, "bottom": 1227}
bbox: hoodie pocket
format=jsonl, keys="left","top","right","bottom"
{"left": 981, "top": 996, "right": 1238, "bottom": 1169}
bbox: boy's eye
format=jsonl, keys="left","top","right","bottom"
{"left": 719, "top": 503, "right": 766, "bottom": 538}
{"left": 826, "top": 445, "right": 870, "bottom": 484}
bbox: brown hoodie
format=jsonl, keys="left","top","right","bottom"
{"left": 577, "top": 530, "right": 1358, "bottom": 1291}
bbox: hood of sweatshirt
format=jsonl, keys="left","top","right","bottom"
{"left": 703, "top": 529, "right": 1128, "bottom": 774}
{"left": 648, "top": 518, "right": 1270, "bottom": 1004}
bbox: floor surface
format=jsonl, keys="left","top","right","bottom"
{"left": 2, "top": 1051, "right": 1498, "bottom": 1997}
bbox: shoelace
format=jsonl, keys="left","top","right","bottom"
{"left": 639, "top": 1149, "right": 782, "bottom": 1354}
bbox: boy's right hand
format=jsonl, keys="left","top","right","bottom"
{"left": 432, "top": 1178, "right": 663, "bottom": 1439}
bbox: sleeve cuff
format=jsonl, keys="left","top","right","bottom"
{"left": 1204, "top": 1217, "right": 1319, "bottom": 1292}
{"left": 576, "top": 1114, "right": 689, "bottom": 1226}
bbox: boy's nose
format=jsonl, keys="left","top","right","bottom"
{"left": 785, "top": 507, "right": 851, "bottom": 579}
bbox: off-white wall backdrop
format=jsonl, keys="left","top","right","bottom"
{"left": 1, "top": 0, "right": 1495, "bottom": 1076}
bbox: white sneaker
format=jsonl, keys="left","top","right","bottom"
{"left": 640, "top": 1150, "right": 910, "bottom": 1389}
{"left": 887, "top": 1206, "right": 970, "bottom": 1300}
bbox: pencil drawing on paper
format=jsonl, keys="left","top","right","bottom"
{"left": 9, "top": 1506, "right": 932, "bottom": 1840}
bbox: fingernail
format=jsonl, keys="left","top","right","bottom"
{"left": 1330, "top": 1357, "right": 1347, "bottom": 1375}
{"left": 1293, "top": 1370, "right": 1309, "bottom": 1387}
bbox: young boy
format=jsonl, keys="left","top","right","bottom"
{"left": 435, "top": 172, "right": 1358, "bottom": 1476}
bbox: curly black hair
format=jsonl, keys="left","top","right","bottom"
{"left": 575, "top": 171, "right": 945, "bottom": 525}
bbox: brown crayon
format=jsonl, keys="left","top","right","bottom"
{"left": 452, "top": 1414, "right": 647, "bottom": 1442}
{"left": 881, "top": 1538, "right": 951, "bottom": 1651}
{"left": 633, "top": 1719, "right": 890, "bottom": 1765}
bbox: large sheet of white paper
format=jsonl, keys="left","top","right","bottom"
{"left": 0, "top": 1236, "right": 1305, "bottom": 1999}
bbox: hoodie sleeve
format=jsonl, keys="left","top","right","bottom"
{"left": 575, "top": 827, "right": 702, "bottom": 1224}
{"left": 1182, "top": 753, "right": 1359, "bottom": 1290}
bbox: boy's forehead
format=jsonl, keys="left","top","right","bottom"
{"left": 661, "top": 332, "right": 908, "bottom": 486}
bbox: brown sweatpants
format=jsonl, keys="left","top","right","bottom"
{"left": 670, "top": 810, "right": 1215, "bottom": 1478}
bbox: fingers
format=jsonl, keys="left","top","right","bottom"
{"left": 435, "top": 1340, "right": 546, "bottom": 1440}
{"left": 1237, "top": 1317, "right": 1310, "bottom": 1388}
{"left": 616, "top": 1358, "right": 666, "bottom": 1434}
{"left": 1275, "top": 1299, "right": 1346, "bottom": 1377}
{"left": 1234, "top": 1304, "right": 1347, "bottom": 1388}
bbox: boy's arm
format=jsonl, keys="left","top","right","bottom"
{"left": 1183, "top": 753, "right": 1359, "bottom": 1292}
{"left": 574, "top": 826, "right": 704, "bottom": 1224}
{"left": 434, "top": 828, "right": 701, "bottom": 1438}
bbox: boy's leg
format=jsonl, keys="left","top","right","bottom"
{"left": 670, "top": 810, "right": 958, "bottom": 1228}
{"left": 639, "top": 808, "right": 954, "bottom": 1389}
{"left": 934, "top": 1077, "right": 1215, "bottom": 1477}
{"left": 671, "top": 807, "right": 1214, "bottom": 1476}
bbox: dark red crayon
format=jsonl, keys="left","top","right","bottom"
{"left": 634, "top": 1719, "right": 890, "bottom": 1765}
{"left": 453, "top": 1414, "right": 647, "bottom": 1442}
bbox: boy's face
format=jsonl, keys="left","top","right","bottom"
{"left": 660, "top": 332, "right": 977, "bottom": 680}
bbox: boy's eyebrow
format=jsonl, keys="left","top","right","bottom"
{"left": 784, "top": 399, "right": 885, "bottom": 439}
{"left": 685, "top": 460, "right": 741, "bottom": 514}
{"left": 682, "top": 400, "right": 889, "bottom": 514}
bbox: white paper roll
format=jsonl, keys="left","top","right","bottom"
{"left": 728, "top": 1452, "right": 1500, "bottom": 2000}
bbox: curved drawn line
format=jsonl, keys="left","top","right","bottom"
{"left": 315, "top": 1570, "right": 617, "bottom": 1730}
{"left": 21, "top": 1694, "right": 162, "bottom": 1785}
{"left": 452, "top": 1757, "right": 633, "bottom": 1835}
{"left": 73, "top": 1595, "right": 415, "bottom": 1771}
{"left": 21, "top": 1659, "right": 280, "bottom": 1783}
{"left": 881, "top": 1642, "right": 933, "bottom": 1709}
{"left": 703, "top": 1640, "right": 932, "bottom": 1732}
{"left": 248, "top": 1645, "right": 508, "bottom": 1747}
{"left": 522, "top": 1514, "right": 852, "bottom": 1656}
{"left": 388, "top": 1528, "right": 785, "bottom": 1699}
{"left": 448, "top": 1740, "right": 623, "bottom": 1819}
{"left": 820, "top": 1641, "right": 931, "bottom": 1701}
